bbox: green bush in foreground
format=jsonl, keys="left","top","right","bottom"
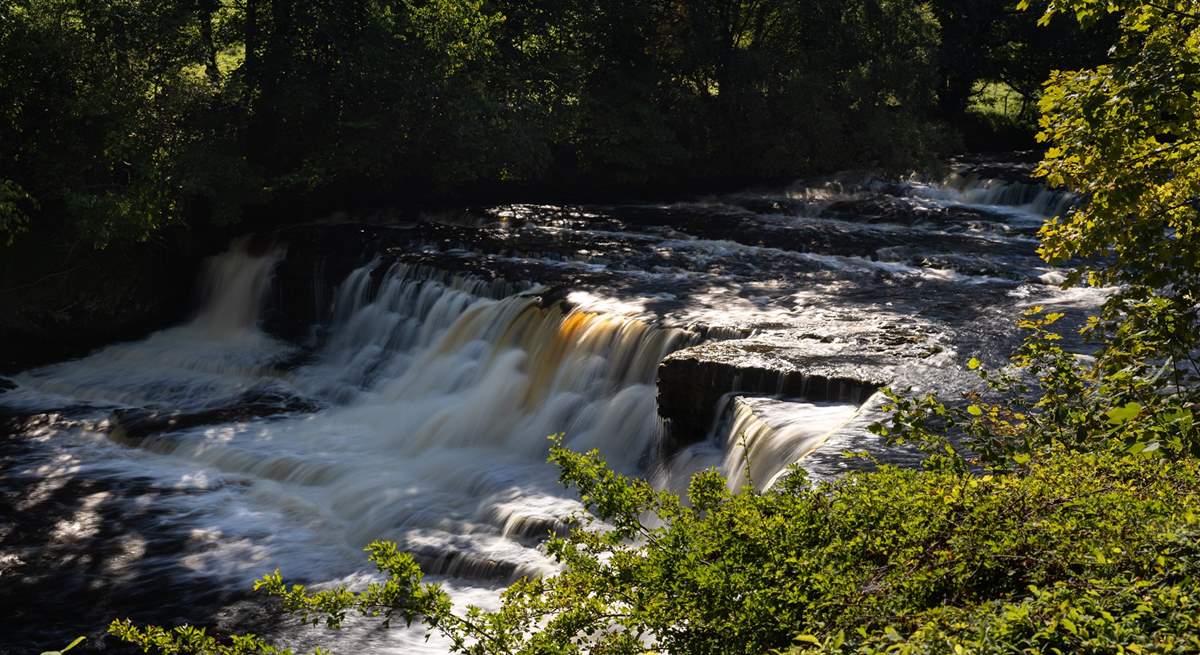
{"left": 112, "top": 439, "right": 1200, "bottom": 655}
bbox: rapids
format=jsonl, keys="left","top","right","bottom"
{"left": 0, "top": 161, "right": 1103, "bottom": 652}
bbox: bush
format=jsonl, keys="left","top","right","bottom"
{"left": 112, "top": 440, "right": 1200, "bottom": 655}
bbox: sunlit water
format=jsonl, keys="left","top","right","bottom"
{"left": 0, "top": 169, "right": 1104, "bottom": 652}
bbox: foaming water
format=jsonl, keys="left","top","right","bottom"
{"left": 156, "top": 292, "right": 697, "bottom": 579}
{"left": 8, "top": 240, "right": 293, "bottom": 411}
{"left": 655, "top": 396, "right": 858, "bottom": 494}
{"left": 0, "top": 164, "right": 1102, "bottom": 651}
{"left": 296, "top": 260, "right": 525, "bottom": 400}
{"left": 193, "top": 239, "right": 287, "bottom": 335}
{"left": 2, "top": 246, "right": 698, "bottom": 650}
{"left": 910, "top": 172, "right": 1076, "bottom": 223}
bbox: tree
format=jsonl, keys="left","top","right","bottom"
{"left": 1034, "top": 0, "right": 1200, "bottom": 290}
{"left": 872, "top": 0, "right": 1200, "bottom": 472}
{"left": 0, "top": 0, "right": 205, "bottom": 247}
{"left": 930, "top": 0, "right": 1112, "bottom": 131}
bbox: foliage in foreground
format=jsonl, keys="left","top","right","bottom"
{"left": 111, "top": 440, "right": 1200, "bottom": 655}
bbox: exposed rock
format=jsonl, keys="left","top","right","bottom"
{"left": 262, "top": 220, "right": 534, "bottom": 341}
{"left": 657, "top": 334, "right": 892, "bottom": 449}
{"left": 950, "top": 153, "right": 1040, "bottom": 184}
{"left": 262, "top": 222, "right": 403, "bottom": 340}
{"left": 109, "top": 392, "right": 319, "bottom": 445}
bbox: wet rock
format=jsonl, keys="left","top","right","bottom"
{"left": 822, "top": 196, "right": 930, "bottom": 225}
{"left": 793, "top": 391, "right": 924, "bottom": 484}
{"left": 262, "top": 223, "right": 407, "bottom": 340}
{"left": 951, "top": 153, "right": 1039, "bottom": 184}
{"left": 657, "top": 334, "right": 892, "bottom": 450}
{"left": 261, "top": 221, "right": 536, "bottom": 341}
{"left": 109, "top": 392, "right": 319, "bottom": 445}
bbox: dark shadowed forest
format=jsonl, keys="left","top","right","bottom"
{"left": 1, "top": 1, "right": 1109, "bottom": 247}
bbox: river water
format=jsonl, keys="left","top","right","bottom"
{"left": 0, "top": 162, "right": 1104, "bottom": 652}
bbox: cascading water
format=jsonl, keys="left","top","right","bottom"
{"left": 193, "top": 239, "right": 288, "bottom": 335}
{"left": 1, "top": 240, "right": 703, "bottom": 650}
{"left": 0, "top": 165, "right": 1106, "bottom": 652}
{"left": 910, "top": 171, "right": 1077, "bottom": 222}
{"left": 299, "top": 260, "right": 528, "bottom": 401}
{"left": 8, "top": 239, "right": 294, "bottom": 410}
{"left": 158, "top": 268, "right": 696, "bottom": 576}
{"left": 654, "top": 396, "right": 859, "bottom": 494}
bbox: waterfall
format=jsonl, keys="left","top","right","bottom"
{"left": 0, "top": 160, "right": 1112, "bottom": 653}
{"left": 298, "top": 260, "right": 526, "bottom": 401}
{"left": 3, "top": 242, "right": 884, "bottom": 577}
{"left": 9, "top": 239, "right": 292, "bottom": 409}
{"left": 192, "top": 237, "right": 286, "bottom": 335}
{"left": 9, "top": 249, "right": 699, "bottom": 583}
{"left": 912, "top": 172, "right": 1076, "bottom": 220}
{"left": 654, "top": 396, "right": 858, "bottom": 494}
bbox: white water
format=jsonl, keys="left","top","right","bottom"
{"left": 654, "top": 396, "right": 859, "bottom": 494}
{"left": 909, "top": 172, "right": 1076, "bottom": 224}
{"left": 3, "top": 244, "right": 703, "bottom": 650}
{"left": 10, "top": 241, "right": 295, "bottom": 410}
{"left": 0, "top": 168, "right": 1103, "bottom": 651}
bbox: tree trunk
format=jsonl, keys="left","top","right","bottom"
{"left": 244, "top": 0, "right": 259, "bottom": 90}
{"left": 199, "top": 2, "right": 221, "bottom": 84}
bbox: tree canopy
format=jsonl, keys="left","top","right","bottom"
{"left": 0, "top": 0, "right": 1107, "bottom": 252}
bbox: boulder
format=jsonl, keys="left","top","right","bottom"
{"left": 109, "top": 392, "right": 319, "bottom": 446}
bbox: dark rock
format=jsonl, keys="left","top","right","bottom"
{"left": 109, "top": 393, "right": 319, "bottom": 445}
{"left": 656, "top": 336, "right": 891, "bottom": 451}
{"left": 950, "top": 152, "right": 1039, "bottom": 184}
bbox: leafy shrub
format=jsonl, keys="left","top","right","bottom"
{"left": 873, "top": 302, "right": 1200, "bottom": 474}
{"left": 111, "top": 440, "right": 1200, "bottom": 654}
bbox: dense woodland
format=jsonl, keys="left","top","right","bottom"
{"left": 1, "top": 0, "right": 1108, "bottom": 251}
{"left": 8, "top": 0, "right": 1200, "bottom": 653}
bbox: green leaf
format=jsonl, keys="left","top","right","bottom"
{"left": 40, "top": 639, "right": 84, "bottom": 655}
{"left": 967, "top": 357, "right": 982, "bottom": 370}
{"left": 967, "top": 405, "right": 983, "bottom": 416}
{"left": 1105, "top": 401, "right": 1142, "bottom": 425}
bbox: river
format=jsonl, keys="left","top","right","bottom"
{"left": 0, "top": 160, "right": 1105, "bottom": 653}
